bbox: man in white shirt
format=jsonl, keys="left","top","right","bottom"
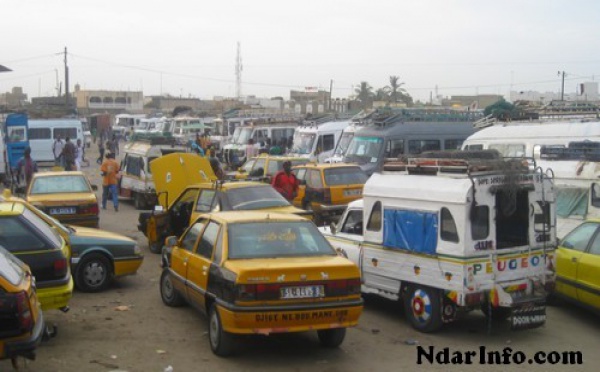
{"left": 52, "top": 135, "right": 65, "bottom": 167}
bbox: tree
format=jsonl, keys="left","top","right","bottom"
{"left": 387, "top": 75, "right": 406, "bottom": 103}
{"left": 354, "top": 81, "right": 374, "bottom": 109}
{"left": 375, "top": 87, "right": 390, "bottom": 102}
{"left": 484, "top": 98, "right": 518, "bottom": 121}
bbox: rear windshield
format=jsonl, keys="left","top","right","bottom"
{"left": 0, "top": 211, "right": 62, "bottom": 252}
{"left": 30, "top": 175, "right": 91, "bottom": 194}
{"left": 324, "top": 167, "right": 368, "bottom": 185}
{"left": 0, "top": 247, "right": 26, "bottom": 285}
{"left": 227, "top": 186, "right": 290, "bottom": 210}
{"left": 227, "top": 221, "right": 336, "bottom": 259}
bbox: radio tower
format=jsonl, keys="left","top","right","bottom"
{"left": 235, "top": 42, "right": 243, "bottom": 99}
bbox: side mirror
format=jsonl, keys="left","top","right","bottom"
{"left": 330, "top": 222, "right": 337, "bottom": 235}
{"left": 91, "top": 184, "right": 98, "bottom": 191}
{"left": 165, "top": 236, "right": 178, "bottom": 247}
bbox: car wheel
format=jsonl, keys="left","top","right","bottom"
{"left": 148, "top": 239, "right": 163, "bottom": 254}
{"left": 160, "top": 270, "right": 184, "bottom": 307}
{"left": 403, "top": 285, "right": 443, "bottom": 333}
{"left": 75, "top": 253, "right": 112, "bottom": 293}
{"left": 134, "top": 193, "right": 146, "bottom": 210}
{"left": 208, "top": 304, "right": 236, "bottom": 357}
{"left": 317, "top": 328, "right": 346, "bottom": 348}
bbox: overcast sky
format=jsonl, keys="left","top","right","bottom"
{"left": 2, "top": 0, "right": 599, "bottom": 103}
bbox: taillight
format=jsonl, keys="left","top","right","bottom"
{"left": 235, "top": 283, "right": 281, "bottom": 301}
{"left": 16, "top": 291, "right": 33, "bottom": 332}
{"left": 80, "top": 203, "right": 99, "bottom": 215}
{"left": 327, "top": 279, "right": 361, "bottom": 296}
{"left": 54, "top": 258, "right": 68, "bottom": 278}
{"left": 310, "top": 188, "right": 332, "bottom": 204}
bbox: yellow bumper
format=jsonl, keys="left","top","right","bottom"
{"left": 218, "top": 303, "right": 363, "bottom": 335}
{"left": 114, "top": 257, "right": 144, "bottom": 277}
{"left": 37, "top": 277, "right": 74, "bottom": 311}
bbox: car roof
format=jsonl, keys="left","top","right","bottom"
{"left": 0, "top": 201, "right": 26, "bottom": 216}
{"left": 201, "top": 211, "right": 307, "bottom": 224}
{"left": 32, "top": 171, "right": 87, "bottom": 178}
{"left": 197, "top": 181, "right": 270, "bottom": 190}
{"left": 293, "top": 163, "right": 362, "bottom": 170}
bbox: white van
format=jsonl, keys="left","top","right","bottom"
{"left": 0, "top": 126, "right": 6, "bottom": 179}
{"left": 28, "top": 119, "right": 84, "bottom": 162}
{"left": 289, "top": 120, "right": 350, "bottom": 163}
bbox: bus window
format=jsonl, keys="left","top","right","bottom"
{"left": 408, "top": 140, "right": 440, "bottom": 154}
{"left": 464, "top": 144, "right": 483, "bottom": 151}
{"left": 385, "top": 139, "right": 404, "bottom": 158}
{"left": 444, "top": 139, "right": 464, "bottom": 151}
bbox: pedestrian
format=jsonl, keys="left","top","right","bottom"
{"left": 271, "top": 160, "right": 299, "bottom": 201}
{"left": 100, "top": 152, "right": 120, "bottom": 212}
{"left": 75, "top": 138, "right": 84, "bottom": 171}
{"left": 97, "top": 140, "right": 105, "bottom": 165}
{"left": 52, "top": 135, "right": 65, "bottom": 167}
{"left": 106, "top": 135, "right": 117, "bottom": 156}
{"left": 209, "top": 156, "right": 225, "bottom": 180}
{"left": 15, "top": 146, "right": 38, "bottom": 190}
{"left": 62, "top": 137, "right": 76, "bottom": 171}
{"left": 192, "top": 133, "right": 205, "bottom": 156}
{"left": 245, "top": 138, "right": 257, "bottom": 161}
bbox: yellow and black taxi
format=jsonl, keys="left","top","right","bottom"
{"left": 554, "top": 219, "right": 600, "bottom": 312}
{"left": 25, "top": 171, "right": 100, "bottom": 228}
{"left": 159, "top": 211, "right": 363, "bottom": 356}
{"left": 228, "top": 154, "right": 309, "bottom": 182}
{"left": 0, "top": 247, "right": 45, "bottom": 362}
{"left": 292, "top": 163, "right": 368, "bottom": 225}
{"left": 139, "top": 153, "right": 311, "bottom": 253}
{"left": 2, "top": 190, "right": 143, "bottom": 293}
{"left": 0, "top": 201, "right": 72, "bottom": 311}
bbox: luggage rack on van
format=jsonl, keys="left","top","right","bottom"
{"left": 383, "top": 150, "right": 530, "bottom": 176}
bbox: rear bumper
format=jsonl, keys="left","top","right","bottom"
{"left": 37, "top": 276, "right": 74, "bottom": 311}
{"left": 1, "top": 311, "right": 45, "bottom": 361}
{"left": 216, "top": 298, "right": 363, "bottom": 335}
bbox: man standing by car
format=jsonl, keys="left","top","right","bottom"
{"left": 271, "top": 160, "right": 299, "bottom": 201}
{"left": 15, "top": 146, "right": 38, "bottom": 190}
{"left": 62, "top": 137, "right": 76, "bottom": 171}
{"left": 52, "top": 135, "right": 65, "bottom": 167}
{"left": 101, "top": 152, "right": 120, "bottom": 212}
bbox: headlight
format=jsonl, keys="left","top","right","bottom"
{"left": 133, "top": 245, "right": 142, "bottom": 255}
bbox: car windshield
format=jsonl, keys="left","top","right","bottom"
{"left": 227, "top": 221, "right": 336, "bottom": 259}
{"left": 226, "top": 186, "right": 290, "bottom": 210}
{"left": 333, "top": 132, "right": 354, "bottom": 156}
{"left": 30, "top": 175, "right": 91, "bottom": 194}
{"left": 237, "top": 127, "right": 253, "bottom": 145}
{"left": 291, "top": 133, "right": 316, "bottom": 154}
{"left": 324, "top": 167, "right": 368, "bottom": 185}
{"left": 344, "top": 136, "right": 383, "bottom": 163}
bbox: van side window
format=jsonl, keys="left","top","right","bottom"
{"left": 126, "top": 155, "right": 142, "bottom": 177}
{"left": 54, "top": 128, "right": 77, "bottom": 139}
{"left": 440, "top": 208, "right": 459, "bottom": 243}
{"left": 367, "top": 201, "right": 382, "bottom": 231}
{"left": 29, "top": 128, "right": 51, "bottom": 140}
{"left": 408, "top": 140, "right": 440, "bottom": 154}
{"left": 471, "top": 205, "right": 489, "bottom": 240}
{"left": 385, "top": 139, "right": 405, "bottom": 158}
{"left": 321, "top": 134, "right": 335, "bottom": 151}
{"left": 465, "top": 144, "right": 483, "bottom": 151}
{"left": 444, "top": 139, "right": 464, "bottom": 151}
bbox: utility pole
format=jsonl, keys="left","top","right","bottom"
{"left": 329, "top": 79, "right": 333, "bottom": 112}
{"left": 558, "top": 71, "right": 566, "bottom": 101}
{"left": 64, "top": 46, "right": 70, "bottom": 107}
{"left": 235, "top": 42, "right": 242, "bottom": 100}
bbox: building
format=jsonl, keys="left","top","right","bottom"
{"left": 287, "top": 89, "right": 331, "bottom": 114}
{"left": 510, "top": 81, "right": 599, "bottom": 104}
{"left": 0, "top": 87, "right": 28, "bottom": 108}
{"left": 72, "top": 85, "right": 144, "bottom": 114}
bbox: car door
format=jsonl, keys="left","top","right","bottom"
{"left": 171, "top": 219, "right": 206, "bottom": 299}
{"left": 332, "top": 208, "right": 364, "bottom": 266}
{"left": 293, "top": 168, "right": 307, "bottom": 208}
{"left": 556, "top": 222, "right": 598, "bottom": 300}
{"left": 575, "top": 230, "right": 600, "bottom": 309}
{"left": 186, "top": 220, "right": 221, "bottom": 314}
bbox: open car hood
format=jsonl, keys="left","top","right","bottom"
{"left": 151, "top": 153, "right": 217, "bottom": 209}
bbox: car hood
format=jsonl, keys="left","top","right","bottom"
{"left": 151, "top": 153, "right": 217, "bottom": 209}
{"left": 27, "top": 193, "right": 97, "bottom": 204}
{"left": 68, "top": 225, "right": 134, "bottom": 248}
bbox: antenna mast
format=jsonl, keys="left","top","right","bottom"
{"left": 235, "top": 42, "right": 243, "bottom": 100}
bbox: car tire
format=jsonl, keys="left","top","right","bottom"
{"left": 75, "top": 253, "right": 112, "bottom": 293}
{"left": 160, "top": 270, "right": 185, "bottom": 307}
{"left": 208, "top": 304, "right": 236, "bottom": 357}
{"left": 134, "top": 193, "right": 146, "bottom": 210}
{"left": 403, "top": 285, "right": 443, "bottom": 333}
{"left": 317, "top": 328, "right": 346, "bottom": 348}
{"left": 148, "top": 239, "right": 163, "bottom": 254}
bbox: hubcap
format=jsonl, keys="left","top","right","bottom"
{"left": 162, "top": 276, "right": 173, "bottom": 299}
{"left": 411, "top": 289, "right": 432, "bottom": 323}
{"left": 209, "top": 312, "right": 219, "bottom": 347}
{"left": 84, "top": 262, "right": 106, "bottom": 286}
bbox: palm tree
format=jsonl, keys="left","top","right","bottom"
{"left": 387, "top": 76, "right": 407, "bottom": 103}
{"left": 375, "top": 87, "right": 390, "bottom": 102}
{"left": 354, "top": 81, "right": 374, "bottom": 109}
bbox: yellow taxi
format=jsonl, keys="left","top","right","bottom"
{"left": 554, "top": 219, "right": 600, "bottom": 312}
{"left": 159, "top": 211, "right": 363, "bottom": 356}
{"left": 139, "top": 153, "right": 311, "bottom": 253}
{"left": 0, "top": 201, "right": 73, "bottom": 311}
{"left": 0, "top": 247, "right": 45, "bottom": 362}
{"left": 229, "top": 154, "right": 309, "bottom": 182}
{"left": 292, "top": 163, "right": 368, "bottom": 225}
{"left": 25, "top": 171, "right": 99, "bottom": 228}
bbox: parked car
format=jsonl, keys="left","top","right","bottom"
{"left": 138, "top": 153, "right": 311, "bottom": 253}
{"left": 25, "top": 171, "right": 99, "bottom": 228}
{"left": 292, "top": 163, "right": 368, "bottom": 225}
{"left": 227, "top": 154, "right": 309, "bottom": 182}
{"left": 160, "top": 211, "right": 363, "bottom": 356}
{"left": 2, "top": 190, "right": 144, "bottom": 292}
{"left": 554, "top": 219, "right": 600, "bottom": 312}
{"left": 0, "top": 247, "right": 45, "bottom": 362}
{"left": 0, "top": 201, "right": 73, "bottom": 311}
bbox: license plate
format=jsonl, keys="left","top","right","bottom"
{"left": 343, "top": 189, "right": 362, "bottom": 197}
{"left": 50, "top": 207, "right": 76, "bottom": 215}
{"left": 281, "top": 285, "right": 325, "bottom": 299}
{"left": 510, "top": 302, "right": 546, "bottom": 330}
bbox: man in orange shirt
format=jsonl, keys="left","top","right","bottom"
{"left": 100, "top": 152, "right": 120, "bottom": 212}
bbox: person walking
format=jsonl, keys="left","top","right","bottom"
{"left": 52, "top": 135, "right": 65, "bottom": 167}
{"left": 15, "top": 146, "right": 38, "bottom": 190}
{"left": 97, "top": 140, "right": 105, "bottom": 165}
{"left": 271, "top": 160, "right": 299, "bottom": 201}
{"left": 62, "top": 137, "right": 76, "bottom": 171}
{"left": 75, "top": 138, "right": 84, "bottom": 171}
{"left": 100, "top": 152, "right": 120, "bottom": 212}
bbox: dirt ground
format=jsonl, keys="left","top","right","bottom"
{"left": 1, "top": 144, "right": 599, "bottom": 372}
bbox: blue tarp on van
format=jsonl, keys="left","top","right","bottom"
{"left": 383, "top": 209, "right": 438, "bottom": 255}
